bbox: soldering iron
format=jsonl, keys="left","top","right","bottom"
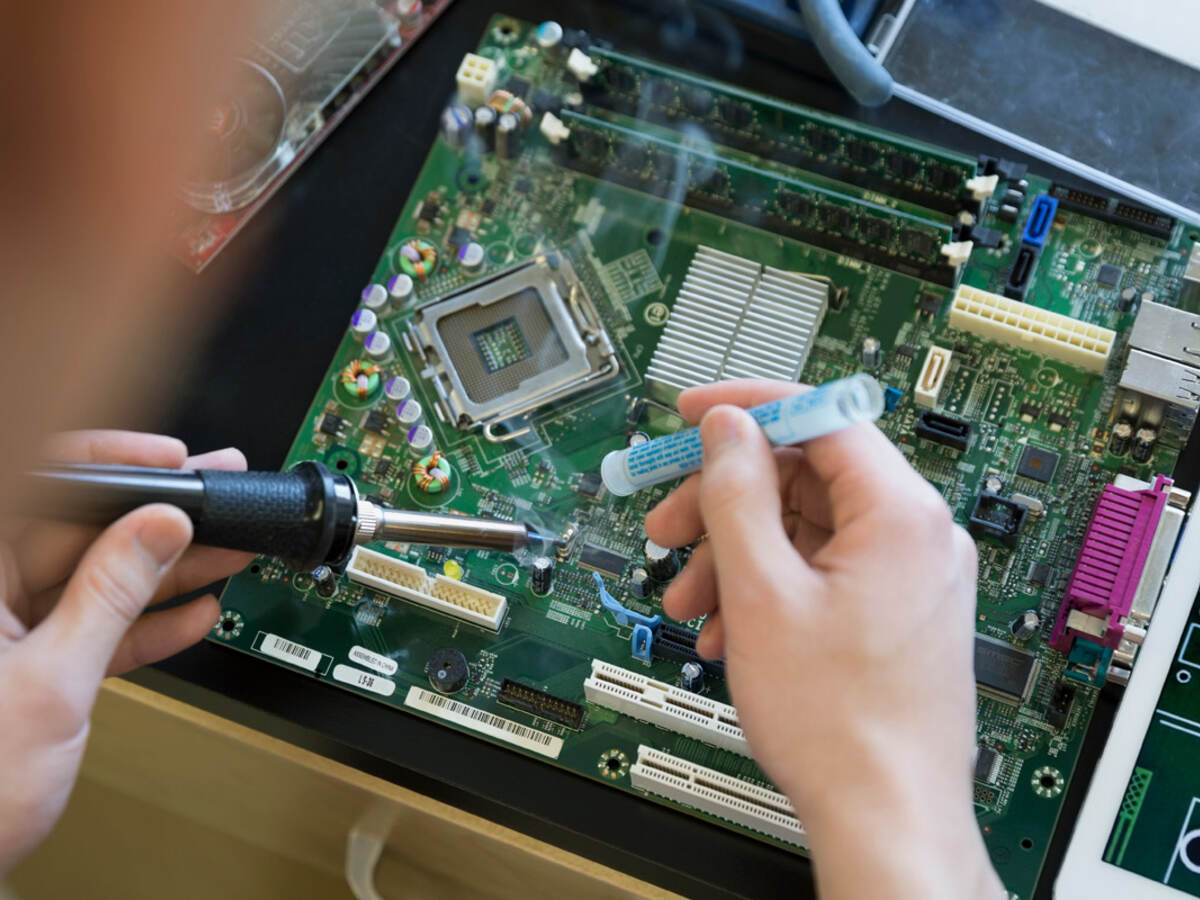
{"left": 26, "top": 461, "right": 554, "bottom": 570}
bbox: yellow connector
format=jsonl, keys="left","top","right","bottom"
{"left": 950, "top": 285, "right": 1114, "bottom": 373}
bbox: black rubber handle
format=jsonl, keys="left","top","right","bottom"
{"left": 28, "top": 461, "right": 359, "bottom": 570}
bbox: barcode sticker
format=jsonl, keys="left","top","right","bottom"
{"left": 348, "top": 645, "right": 398, "bottom": 676}
{"left": 332, "top": 664, "right": 396, "bottom": 697}
{"left": 260, "top": 633, "right": 320, "bottom": 671}
{"left": 404, "top": 686, "right": 563, "bottom": 759}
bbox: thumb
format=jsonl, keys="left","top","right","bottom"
{"left": 698, "top": 406, "right": 813, "bottom": 605}
{"left": 32, "top": 504, "right": 192, "bottom": 687}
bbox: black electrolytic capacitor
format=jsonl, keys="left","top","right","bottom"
{"left": 531, "top": 555, "right": 554, "bottom": 594}
{"left": 1109, "top": 421, "right": 1133, "bottom": 456}
{"left": 312, "top": 564, "right": 337, "bottom": 598}
{"left": 644, "top": 539, "right": 679, "bottom": 582}
{"left": 1131, "top": 427, "right": 1156, "bottom": 463}
{"left": 681, "top": 661, "right": 704, "bottom": 693}
{"left": 495, "top": 111, "right": 520, "bottom": 160}
{"left": 473, "top": 104, "right": 497, "bottom": 150}
{"left": 628, "top": 566, "right": 652, "bottom": 599}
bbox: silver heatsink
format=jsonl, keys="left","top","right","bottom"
{"left": 646, "top": 246, "right": 829, "bottom": 402}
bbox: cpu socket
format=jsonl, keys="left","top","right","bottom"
{"left": 409, "top": 252, "right": 618, "bottom": 439}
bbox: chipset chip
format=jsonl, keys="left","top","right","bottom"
{"left": 1096, "top": 263, "right": 1123, "bottom": 287}
{"left": 579, "top": 543, "right": 627, "bottom": 578}
{"left": 975, "top": 634, "right": 1038, "bottom": 703}
{"left": 1017, "top": 445, "right": 1060, "bottom": 483}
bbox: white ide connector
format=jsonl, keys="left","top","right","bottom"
{"left": 583, "top": 660, "right": 748, "bottom": 756}
{"left": 631, "top": 745, "right": 806, "bottom": 847}
{"left": 346, "top": 546, "right": 506, "bottom": 631}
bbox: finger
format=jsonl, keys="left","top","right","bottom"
{"left": 106, "top": 594, "right": 221, "bottom": 676}
{"left": 695, "top": 609, "right": 725, "bottom": 660}
{"left": 662, "top": 540, "right": 717, "bottom": 622}
{"left": 148, "top": 544, "right": 254, "bottom": 606}
{"left": 783, "top": 513, "right": 833, "bottom": 560}
{"left": 648, "top": 447, "right": 836, "bottom": 548}
{"left": 677, "top": 379, "right": 808, "bottom": 425}
{"left": 184, "top": 446, "right": 247, "bottom": 472}
{"left": 644, "top": 474, "right": 703, "bottom": 548}
{"left": 44, "top": 430, "right": 188, "bottom": 467}
{"left": 16, "top": 444, "right": 248, "bottom": 595}
{"left": 697, "top": 406, "right": 815, "bottom": 606}
{"left": 29, "top": 504, "right": 192, "bottom": 689}
{"left": 800, "top": 422, "right": 919, "bottom": 531}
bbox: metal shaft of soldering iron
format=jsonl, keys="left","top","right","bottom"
{"left": 25, "top": 461, "right": 547, "bottom": 570}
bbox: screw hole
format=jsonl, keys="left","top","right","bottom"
{"left": 335, "top": 459, "right": 349, "bottom": 470}
{"left": 646, "top": 228, "right": 665, "bottom": 246}
{"left": 1020, "top": 838, "right": 1034, "bottom": 851}
{"left": 250, "top": 564, "right": 261, "bottom": 574}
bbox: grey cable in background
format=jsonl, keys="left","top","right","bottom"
{"left": 799, "top": 0, "right": 894, "bottom": 106}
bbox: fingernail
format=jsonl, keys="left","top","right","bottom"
{"left": 700, "top": 407, "right": 745, "bottom": 457}
{"left": 137, "top": 521, "right": 188, "bottom": 570}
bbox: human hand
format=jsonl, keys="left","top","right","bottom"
{"left": 0, "top": 431, "right": 253, "bottom": 874}
{"left": 644, "top": 381, "right": 1002, "bottom": 900}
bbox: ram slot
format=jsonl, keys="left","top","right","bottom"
{"left": 580, "top": 47, "right": 975, "bottom": 216}
{"left": 558, "top": 111, "right": 957, "bottom": 286}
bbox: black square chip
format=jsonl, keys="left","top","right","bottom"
{"left": 363, "top": 409, "right": 389, "bottom": 434}
{"left": 1027, "top": 561, "right": 1051, "bottom": 585}
{"left": 1017, "top": 445, "right": 1059, "bottom": 483}
{"left": 319, "top": 413, "right": 344, "bottom": 435}
{"left": 1096, "top": 263, "right": 1122, "bottom": 287}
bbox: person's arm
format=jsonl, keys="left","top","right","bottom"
{"left": 645, "top": 381, "right": 1004, "bottom": 900}
{"left": 0, "top": 430, "right": 253, "bottom": 874}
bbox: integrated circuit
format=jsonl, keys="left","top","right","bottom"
{"left": 974, "top": 746, "right": 1002, "bottom": 784}
{"left": 1017, "top": 445, "right": 1060, "bottom": 483}
{"left": 975, "top": 634, "right": 1038, "bottom": 703}
{"left": 578, "top": 543, "right": 627, "bottom": 578}
{"left": 319, "top": 413, "right": 345, "bottom": 435}
{"left": 1096, "top": 263, "right": 1123, "bottom": 287}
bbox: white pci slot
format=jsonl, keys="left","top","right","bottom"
{"left": 346, "top": 546, "right": 507, "bottom": 631}
{"left": 583, "top": 660, "right": 749, "bottom": 756}
{"left": 631, "top": 745, "right": 806, "bottom": 848}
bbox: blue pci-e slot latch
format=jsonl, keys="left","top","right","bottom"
{"left": 1021, "top": 194, "right": 1059, "bottom": 249}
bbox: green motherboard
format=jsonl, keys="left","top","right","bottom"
{"left": 213, "top": 16, "right": 1200, "bottom": 896}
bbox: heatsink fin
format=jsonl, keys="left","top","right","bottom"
{"left": 646, "top": 246, "right": 828, "bottom": 403}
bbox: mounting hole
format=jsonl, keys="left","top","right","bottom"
{"left": 250, "top": 564, "right": 261, "bottom": 574}
{"left": 1179, "top": 669, "right": 1193, "bottom": 684}
{"left": 646, "top": 228, "right": 665, "bottom": 246}
{"left": 1040, "top": 774, "right": 1057, "bottom": 789}
{"left": 1182, "top": 830, "right": 1200, "bottom": 873}
{"left": 221, "top": 618, "right": 237, "bottom": 633}
{"left": 606, "top": 756, "right": 622, "bottom": 771}
{"left": 1190, "top": 232, "right": 1200, "bottom": 242}
{"left": 335, "top": 459, "right": 349, "bottom": 470}
{"left": 1020, "top": 838, "right": 1034, "bottom": 851}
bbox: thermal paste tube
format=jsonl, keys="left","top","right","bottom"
{"left": 600, "top": 374, "right": 884, "bottom": 497}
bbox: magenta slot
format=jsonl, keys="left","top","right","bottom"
{"left": 1050, "top": 474, "right": 1172, "bottom": 652}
